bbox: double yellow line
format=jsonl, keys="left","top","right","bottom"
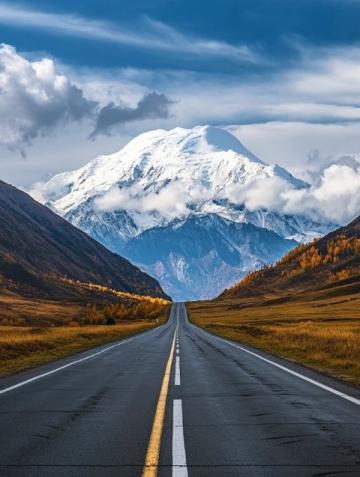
{"left": 142, "top": 326, "right": 177, "bottom": 477}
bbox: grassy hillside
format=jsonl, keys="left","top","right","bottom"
{"left": 189, "top": 216, "right": 360, "bottom": 385}
{"left": 222, "top": 215, "right": 360, "bottom": 299}
{"left": 0, "top": 180, "right": 169, "bottom": 300}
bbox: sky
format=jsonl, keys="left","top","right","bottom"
{"left": 1, "top": 0, "right": 360, "bottom": 190}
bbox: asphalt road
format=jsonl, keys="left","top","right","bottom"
{"left": 1, "top": 303, "right": 360, "bottom": 476}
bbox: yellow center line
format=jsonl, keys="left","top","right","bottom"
{"left": 142, "top": 325, "right": 177, "bottom": 477}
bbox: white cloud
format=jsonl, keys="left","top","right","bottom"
{"left": 95, "top": 181, "right": 211, "bottom": 220}
{"left": 94, "top": 159, "right": 360, "bottom": 226}
{"left": 0, "top": 3, "right": 258, "bottom": 63}
{"left": 0, "top": 44, "right": 95, "bottom": 149}
{"left": 96, "top": 182, "right": 189, "bottom": 219}
{"left": 225, "top": 176, "right": 291, "bottom": 211}
{"left": 224, "top": 164, "right": 360, "bottom": 224}
{"left": 287, "top": 164, "right": 360, "bottom": 223}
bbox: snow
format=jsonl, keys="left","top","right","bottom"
{"left": 40, "top": 124, "right": 318, "bottom": 240}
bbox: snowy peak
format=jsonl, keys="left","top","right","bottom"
{"left": 141, "top": 125, "right": 265, "bottom": 160}
{"left": 41, "top": 125, "right": 305, "bottom": 225}
{"left": 111, "top": 125, "right": 264, "bottom": 160}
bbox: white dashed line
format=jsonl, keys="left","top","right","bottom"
{"left": 172, "top": 399, "right": 188, "bottom": 477}
{"left": 175, "top": 356, "right": 181, "bottom": 385}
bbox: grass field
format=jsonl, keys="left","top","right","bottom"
{"left": 0, "top": 319, "right": 167, "bottom": 377}
{"left": 0, "top": 292, "right": 170, "bottom": 377}
{"left": 0, "top": 292, "right": 86, "bottom": 326}
{"left": 188, "top": 282, "right": 360, "bottom": 386}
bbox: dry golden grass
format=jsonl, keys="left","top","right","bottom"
{"left": 0, "top": 318, "right": 166, "bottom": 377}
{"left": 0, "top": 290, "right": 169, "bottom": 326}
{"left": 0, "top": 290, "right": 170, "bottom": 376}
{"left": 0, "top": 292, "right": 85, "bottom": 326}
{"left": 188, "top": 283, "right": 360, "bottom": 385}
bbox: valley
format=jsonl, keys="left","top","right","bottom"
{"left": 1, "top": 169, "right": 360, "bottom": 476}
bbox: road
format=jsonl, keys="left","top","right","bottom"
{"left": 1, "top": 303, "right": 360, "bottom": 476}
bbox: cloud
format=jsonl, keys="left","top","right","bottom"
{"left": 95, "top": 182, "right": 191, "bottom": 219}
{"left": 4, "top": 36, "right": 360, "bottom": 191}
{"left": 94, "top": 178, "right": 215, "bottom": 221}
{"left": 0, "top": 3, "right": 258, "bottom": 63}
{"left": 304, "top": 151, "right": 360, "bottom": 183}
{"left": 90, "top": 93, "right": 172, "bottom": 138}
{"left": 68, "top": 47, "right": 360, "bottom": 136}
{"left": 225, "top": 176, "right": 290, "bottom": 211}
{"left": 125, "top": 44, "right": 360, "bottom": 128}
{"left": 0, "top": 44, "right": 175, "bottom": 150}
{"left": 224, "top": 164, "right": 360, "bottom": 224}
{"left": 288, "top": 164, "right": 360, "bottom": 224}
{"left": 0, "top": 44, "right": 95, "bottom": 149}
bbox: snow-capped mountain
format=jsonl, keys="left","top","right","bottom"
{"left": 39, "top": 125, "right": 335, "bottom": 300}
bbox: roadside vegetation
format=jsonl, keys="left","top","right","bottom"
{"left": 188, "top": 284, "right": 360, "bottom": 385}
{"left": 55, "top": 276, "right": 169, "bottom": 305}
{"left": 0, "top": 319, "right": 167, "bottom": 377}
{"left": 0, "top": 288, "right": 170, "bottom": 377}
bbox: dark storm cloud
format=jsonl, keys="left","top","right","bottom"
{"left": 90, "top": 92, "right": 173, "bottom": 138}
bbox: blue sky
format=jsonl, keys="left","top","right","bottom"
{"left": 1, "top": 0, "right": 360, "bottom": 186}
{"left": 3, "top": 0, "right": 360, "bottom": 71}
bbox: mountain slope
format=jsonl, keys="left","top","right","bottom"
{"left": 124, "top": 215, "right": 296, "bottom": 300}
{"left": 38, "top": 125, "right": 335, "bottom": 300}
{"left": 0, "top": 180, "right": 168, "bottom": 300}
{"left": 223, "top": 215, "right": 360, "bottom": 299}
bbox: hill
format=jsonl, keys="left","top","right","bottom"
{"left": 223, "top": 215, "right": 360, "bottom": 299}
{"left": 0, "top": 180, "right": 168, "bottom": 301}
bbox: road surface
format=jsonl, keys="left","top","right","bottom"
{"left": 0, "top": 303, "right": 360, "bottom": 476}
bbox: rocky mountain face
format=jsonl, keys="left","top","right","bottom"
{"left": 39, "top": 125, "right": 335, "bottom": 300}
{"left": 123, "top": 215, "right": 298, "bottom": 300}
